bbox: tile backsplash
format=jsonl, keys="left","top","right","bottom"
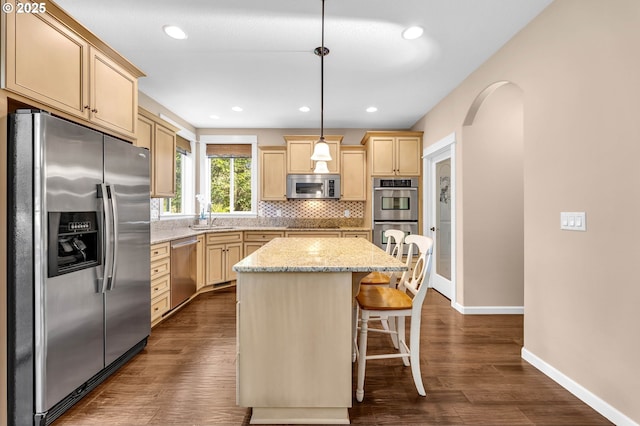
{"left": 150, "top": 198, "right": 366, "bottom": 228}
{"left": 258, "top": 200, "right": 364, "bottom": 219}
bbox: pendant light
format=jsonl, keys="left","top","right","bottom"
{"left": 311, "top": 0, "right": 332, "bottom": 172}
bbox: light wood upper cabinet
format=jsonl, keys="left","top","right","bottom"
{"left": 259, "top": 147, "right": 287, "bottom": 201}
{"left": 136, "top": 108, "right": 178, "bottom": 198}
{"left": 361, "top": 131, "right": 423, "bottom": 176}
{"left": 5, "top": 9, "right": 89, "bottom": 119}
{"left": 135, "top": 114, "right": 153, "bottom": 150}
{"left": 2, "top": 0, "right": 144, "bottom": 140}
{"left": 154, "top": 124, "right": 177, "bottom": 197}
{"left": 89, "top": 48, "right": 138, "bottom": 137}
{"left": 284, "top": 135, "right": 342, "bottom": 174}
{"left": 340, "top": 147, "right": 367, "bottom": 201}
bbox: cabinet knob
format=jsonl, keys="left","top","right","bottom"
{"left": 91, "top": 108, "right": 98, "bottom": 113}
{"left": 83, "top": 105, "right": 90, "bottom": 110}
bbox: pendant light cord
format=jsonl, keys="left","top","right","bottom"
{"left": 320, "top": 0, "right": 325, "bottom": 141}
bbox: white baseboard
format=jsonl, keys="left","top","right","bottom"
{"left": 521, "top": 347, "right": 638, "bottom": 426}
{"left": 452, "top": 302, "right": 524, "bottom": 315}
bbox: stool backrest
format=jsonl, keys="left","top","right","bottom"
{"left": 399, "top": 235, "right": 434, "bottom": 308}
{"left": 383, "top": 229, "right": 405, "bottom": 261}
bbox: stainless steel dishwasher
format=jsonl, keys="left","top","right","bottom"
{"left": 170, "top": 236, "right": 198, "bottom": 309}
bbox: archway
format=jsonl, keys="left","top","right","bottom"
{"left": 460, "top": 81, "right": 524, "bottom": 311}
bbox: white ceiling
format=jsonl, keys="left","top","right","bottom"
{"left": 54, "top": 0, "right": 553, "bottom": 130}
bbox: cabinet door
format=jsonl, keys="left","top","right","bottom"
{"left": 152, "top": 124, "right": 176, "bottom": 197}
{"left": 260, "top": 149, "right": 286, "bottom": 200}
{"left": 244, "top": 242, "right": 264, "bottom": 257}
{"left": 135, "top": 114, "right": 153, "bottom": 150}
{"left": 90, "top": 48, "right": 138, "bottom": 138}
{"left": 340, "top": 148, "right": 366, "bottom": 201}
{"left": 5, "top": 10, "right": 90, "bottom": 119}
{"left": 225, "top": 243, "right": 243, "bottom": 282}
{"left": 196, "top": 235, "right": 205, "bottom": 290}
{"left": 370, "top": 137, "right": 396, "bottom": 176}
{"left": 206, "top": 245, "right": 225, "bottom": 285}
{"left": 287, "top": 140, "right": 314, "bottom": 173}
{"left": 325, "top": 140, "right": 340, "bottom": 174}
{"left": 395, "top": 136, "right": 421, "bottom": 176}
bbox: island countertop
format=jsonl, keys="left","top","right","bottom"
{"left": 233, "top": 237, "right": 407, "bottom": 273}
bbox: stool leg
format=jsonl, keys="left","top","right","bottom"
{"left": 356, "top": 310, "right": 370, "bottom": 402}
{"left": 397, "top": 315, "right": 410, "bottom": 367}
{"left": 352, "top": 303, "right": 359, "bottom": 362}
{"left": 409, "top": 314, "right": 426, "bottom": 396}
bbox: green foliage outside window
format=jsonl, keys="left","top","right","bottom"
{"left": 210, "top": 157, "right": 252, "bottom": 213}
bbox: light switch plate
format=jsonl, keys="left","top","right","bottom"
{"left": 560, "top": 212, "right": 586, "bottom": 231}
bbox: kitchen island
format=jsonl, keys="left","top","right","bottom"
{"left": 233, "top": 238, "right": 407, "bottom": 424}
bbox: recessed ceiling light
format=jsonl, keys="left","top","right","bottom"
{"left": 231, "top": 106, "right": 243, "bottom": 112}
{"left": 402, "top": 26, "right": 424, "bottom": 40}
{"left": 163, "top": 25, "right": 188, "bottom": 40}
{"left": 209, "top": 115, "right": 220, "bottom": 119}
{"left": 366, "top": 106, "right": 378, "bottom": 113}
{"left": 299, "top": 106, "right": 310, "bottom": 112}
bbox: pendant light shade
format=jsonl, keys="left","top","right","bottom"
{"left": 312, "top": 0, "right": 332, "bottom": 171}
{"left": 313, "top": 160, "right": 330, "bottom": 174}
{"left": 311, "top": 139, "right": 332, "bottom": 161}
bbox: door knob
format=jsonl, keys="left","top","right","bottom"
{"left": 430, "top": 227, "right": 436, "bottom": 232}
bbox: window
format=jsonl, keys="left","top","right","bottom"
{"left": 161, "top": 135, "right": 194, "bottom": 215}
{"left": 202, "top": 136, "right": 257, "bottom": 216}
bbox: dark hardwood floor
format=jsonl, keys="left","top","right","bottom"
{"left": 55, "top": 287, "right": 611, "bottom": 425}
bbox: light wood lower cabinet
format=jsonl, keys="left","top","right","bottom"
{"left": 150, "top": 242, "right": 171, "bottom": 326}
{"left": 341, "top": 231, "right": 371, "bottom": 240}
{"left": 196, "top": 235, "right": 205, "bottom": 291}
{"left": 243, "top": 231, "right": 285, "bottom": 256}
{"left": 285, "top": 231, "right": 342, "bottom": 238}
{"left": 206, "top": 232, "right": 243, "bottom": 287}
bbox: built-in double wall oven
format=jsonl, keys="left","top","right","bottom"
{"left": 372, "top": 177, "right": 419, "bottom": 254}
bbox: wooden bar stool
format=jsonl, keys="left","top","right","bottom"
{"left": 354, "top": 234, "right": 434, "bottom": 402}
{"left": 353, "top": 229, "right": 405, "bottom": 356}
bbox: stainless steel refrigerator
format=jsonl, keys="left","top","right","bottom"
{"left": 7, "top": 110, "right": 151, "bottom": 425}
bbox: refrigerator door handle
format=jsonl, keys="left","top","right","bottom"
{"left": 98, "top": 183, "right": 112, "bottom": 293}
{"left": 106, "top": 184, "right": 119, "bottom": 291}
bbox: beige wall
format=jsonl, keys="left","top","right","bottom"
{"left": 412, "top": 0, "right": 640, "bottom": 422}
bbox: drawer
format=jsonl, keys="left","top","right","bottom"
{"left": 151, "top": 291, "right": 170, "bottom": 323}
{"left": 244, "top": 231, "right": 285, "bottom": 242}
{"left": 151, "top": 274, "right": 170, "bottom": 298}
{"left": 150, "top": 242, "right": 170, "bottom": 261}
{"left": 285, "top": 231, "right": 342, "bottom": 238}
{"left": 150, "top": 257, "right": 170, "bottom": 280}
{"left": 206, "top": 231, "right": 243, "bottom": 245}
{"left": 341, "top": 231, "right": 371, "bottom": 240}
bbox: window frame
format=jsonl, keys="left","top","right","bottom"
{"left": 199, "top": 135, "right": 258, "bottom": 218}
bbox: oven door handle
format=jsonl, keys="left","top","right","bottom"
{"left": 373, "top": 187, "right": 418, "bottom": 191}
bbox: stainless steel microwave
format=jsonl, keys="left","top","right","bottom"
{"left": 286, "top": 174, "right": 341, "bottom": 199}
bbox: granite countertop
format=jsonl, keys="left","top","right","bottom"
{"left": 150, "top": 225, "right": 371, "bottom": 244}
{"left": 233, "top": 237, "right": 406, "bottom": 273}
